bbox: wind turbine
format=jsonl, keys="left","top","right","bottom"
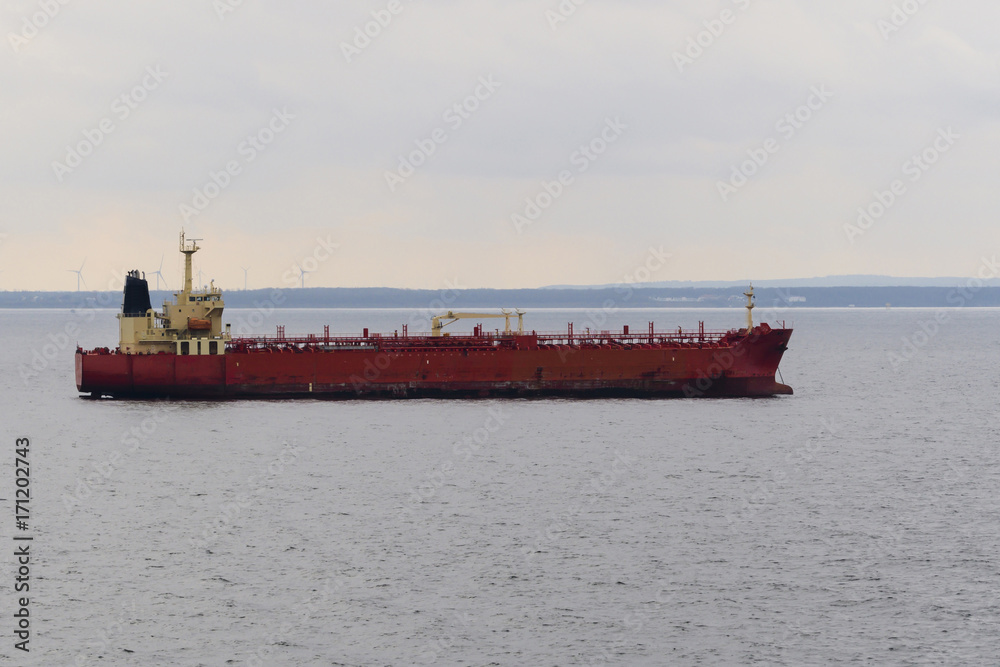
{"left": 241, "top": 266, "right": 249, "bottom": 291}
{"left": 298, "top": 265, "right": 311, "bottom": 288}
{"left": 68, "top": 259, "right": 86, "bottom": 292}
{"left": 150, "top": 255, "right": 166, "bottom": 290}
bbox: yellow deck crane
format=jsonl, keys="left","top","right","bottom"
{"left": 431, "top": 310, "right": 525, "bottom": 337}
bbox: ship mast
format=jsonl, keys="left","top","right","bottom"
{"left": 179, "top": 231, "right": 200, "bottom": 295}
{"left": 744, "top": 283, "right": 755, "bottom": 331}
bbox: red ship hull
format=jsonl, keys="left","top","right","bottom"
{"left": 76, "top": 325, "right": 792, "bottom": 399}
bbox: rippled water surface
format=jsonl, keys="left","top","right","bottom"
{"left": 2, "top": 306, "right": 999, "bottom": 665}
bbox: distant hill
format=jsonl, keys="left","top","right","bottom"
{"left": 543, "top": 275, "right": 1000, "bottom": 289}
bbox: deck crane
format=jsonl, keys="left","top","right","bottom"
{"left": 431, "top": 310, "right": 525, "bottom": 337}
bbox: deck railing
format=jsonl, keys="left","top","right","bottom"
{"left": 225, "top": 321, "right": 759, "bottom": 352}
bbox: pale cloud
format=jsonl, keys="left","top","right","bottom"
{"left": 1, "top": 0, "right": 999, "bottom": 290}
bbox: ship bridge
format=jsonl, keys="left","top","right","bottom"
{"left": 117, "top": 231, "right": 231, "bottom": 356}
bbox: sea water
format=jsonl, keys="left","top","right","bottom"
{"left": 1, "top": 306, "right": 999, "bottom": 665}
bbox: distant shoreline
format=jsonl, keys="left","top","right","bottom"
{"left": 2, "top": 285, "right": 1000, "bottom": 309}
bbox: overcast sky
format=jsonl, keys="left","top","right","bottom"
{"left": 1, "top": 1, "right": 998, "bottom": 291}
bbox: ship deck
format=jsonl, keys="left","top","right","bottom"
{"left": 220, "top": 322, "right": 772, "bottom": 355}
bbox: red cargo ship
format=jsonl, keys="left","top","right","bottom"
{"left": 75, "top": 234, "right": 793, "bottom": 399}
